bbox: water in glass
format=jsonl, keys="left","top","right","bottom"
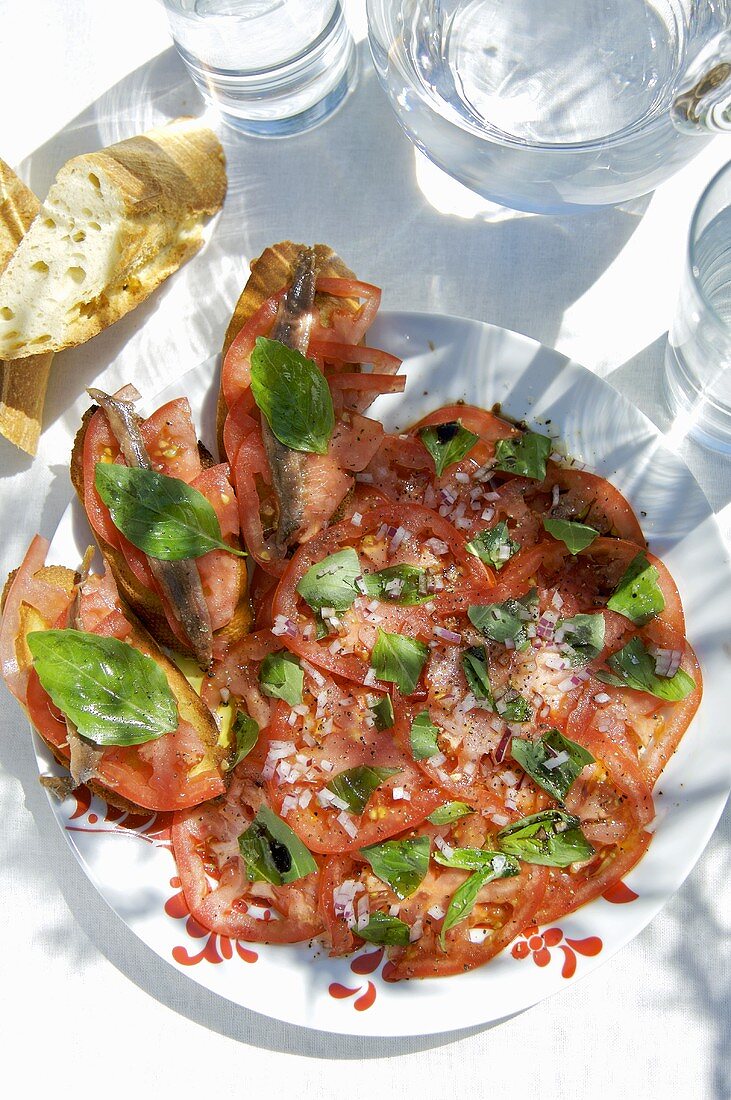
{"left": 163, "top": 0, "right": 355, "bottom": 135}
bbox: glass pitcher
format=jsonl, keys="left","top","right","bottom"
{"left": 367, "top": 0, "right": 731, "bottom": 213}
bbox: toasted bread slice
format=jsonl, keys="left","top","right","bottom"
{"left": 2, "top": 563, "right": 226, "bottom": 814}
{"left": 217, "top": 241, "right": 360, "bottom": 456}
{"left": 0, "top": 118, "right": 226, "bottom": 361}
{"left": 0, "top": 160, "right": 53, "bottom": 454}
{"left": 70, "top": 405, "right": 252, "bottom": 658}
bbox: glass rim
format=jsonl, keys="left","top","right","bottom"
{"left": 687, "top": 157, "right": 731, "bottom": 332}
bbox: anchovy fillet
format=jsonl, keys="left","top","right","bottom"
{"left": 88, "top": 388, "right": 214, "bottom": 668}
{"left": 260, "top": 247, "right": 317, "bottom": 553}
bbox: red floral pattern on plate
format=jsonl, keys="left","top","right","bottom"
{"left": 328, "top": 949, "right": 384, "bottom": 1011}
{"left": 512, "top": 924, "right": 603, "bottom": 978}
{"left": 164, "top": 877, "right": 259, "bottom": 967}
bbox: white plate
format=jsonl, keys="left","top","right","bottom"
{"left": 39, "top": 312, "right": 731, "bottom": 1037}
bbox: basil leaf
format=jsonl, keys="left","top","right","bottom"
{"left": 259, "top": 650, "right": 304, "bottom": 706}
{"left": 558, "top": 613, "right": 605, "bottom": 666}
{"left": 440, "top": 853, "right": 519, "bottom": 947}
{"left": 468, "top": 589, "right": 538, "bottom": 652}
{"left": 231, "top": 711, "right": 260, "bottom": 767}
{"left": 427, "top": 801, "right": 474, "bottom": 825}
{"left": 494, "top": 431, "right": 552, "bottom": 480}
{"left": 417, "top": 420, "right": 479, "bottom": 476}
{"left": 597, "top": 636, "right": 695, "bottom": 700}
{"left": 296, "top": 548, "right": 361, "bottom": 612}
{"left": 461, "top": 645, "right": 493, "bottom": 703}
{"left": 250, "top": 336, "right": 334, "bottom": 455}
{"left": 495, "top": 689, "right": 532, "bottom": 722}
{"left": 238, "top": 805, "right": 317, "bottom": 885}
{"left": 361, "top": 565, "right": 430, "bottom": 606}
{"left": 542, "top": 515, "right": 599, "bottom": 555}
{"left": 27, "top": 629, "right": 177, "bottom": 746}
{"left": 370, "top": 629, "right": 429, "bottom": 695}
{"left": 95, "top": 464, "right": 245, "bottom": 562}
{"left": 326, "top": 765, "right": 400, "bottom": 815}
{"left": 314, "top": 612, "right": 331, "bottom": 640}
{"left": 360, "top": 836, "right": 431, "bottom": 899}
{"left": 498, "top": 809, "right": 594, "bottom": 867}
{"left": 511, "top": 729, "right": 594, "bottom": 801}
{"left": 606, "top": 552, "right": 666, "bottom": 626}
{"left": 370, "top": 693, "right": 395, "bottom": 731}
{"left": 356, "top": 911, "right": 411, "bottom": 947}
{"left": 434, "top": 846, "right": 520, "bottom": 874}
{"left": 466, "top": 521, "right": 520, "bottom": 570}
{"left": 410, "top": 711, "right": 440, "bottom": 760}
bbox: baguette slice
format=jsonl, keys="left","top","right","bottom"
{"left": 70, "top": 406, "right": 252, "bottom": 657}
{"left": 218, "top": 240, "right": 360, "bottom": 456}
{"left": 0, "top": 160, "right": 53, "bottom": 453}
{"left": 0, "top": 118, "right": 226, "bottom": 361}
{"left": 2, "top": 562, "right": 226, "bottom": 814}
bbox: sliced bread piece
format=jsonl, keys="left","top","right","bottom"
{"left": 0, "top": 117, "right": 226, "bottom": 361}
{"left": 0, "top": 160, "right": 53, "bottom": 454}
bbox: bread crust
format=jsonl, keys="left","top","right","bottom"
{"left": 0, "top": 159, "right": 53, "bottom": 454}
{"left": 6, "top": 563, "right": 225, "bottom": 815}
{"left": 70, "top": 406, "right": 252, "bottom": 656}
{"left": 0, "top": 118, "right": 227, "bottom": 361}
{"left": 217, "top": 241, "right": 359, "bottom": 456}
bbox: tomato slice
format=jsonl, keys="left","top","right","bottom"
{"left": 171, "top": 750, "right": 323, "bottom": 943}
{"left": 272, "top": 502, "right": 495, "bottom": 687}
{"left": 535, "top": 829, "right": 651, "bottom": 925}
{"left": 320, "top": 813, "right": 548, "bottom": 979}
{"left": 530, "top": 463, "right": 646, "bottom": 545}
{"left": 265, "top": 673, "right": 442, "bottom": 853}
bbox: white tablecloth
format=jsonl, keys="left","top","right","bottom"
{"left": 1, "top": 2, "right": 729, "bottom": 1096}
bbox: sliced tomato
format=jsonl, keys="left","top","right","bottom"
{"left": 220, "top": 291, "right": 282, "bottom": 412}
{"left": 530, "top": 464, "right": 646, "bottom": 545}
{"left": 265, "top": 673, "right": 442, "bottom": 853}
{"left": 411, "top": 404, "right": 520, "bottom": 446}
{"left": 535, "top": 829, "right": 651, "bottom": 925}
{"left": 272, "top": 502, "right": 495, "bottom": 687}
{"left": 312, "top": 277, "right": 381, "bottom": 345}
{"left": 171, "top": 750, "right": 323, "bottom": 943}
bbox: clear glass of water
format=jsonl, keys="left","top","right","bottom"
{"left": 367, "top": 0, "right": 731, "bottom": 213}
{"left": 665, "top": 159, "right": 731, "bottom": 453}
{"left": 161, "top": 0, "right": 356, "bottom": 136}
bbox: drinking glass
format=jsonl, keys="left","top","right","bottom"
{"left": 367, "top": 0, "right": 731, "bottom": 213}
{"left": 665, "top": 159, "right": 731, "bottom": 452}
{"left": 160, "top": 0, "right": 356, "bottom": 136}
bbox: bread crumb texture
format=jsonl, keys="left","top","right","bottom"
{"left": 0, "top": 118, "right": 226, "bottom": 360}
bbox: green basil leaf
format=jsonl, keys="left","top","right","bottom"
{"left": 370, "top": 629, "right": 429, "bottom": 695}
{"left": 558, "top": 613, "right": 606, "bottom": 666}
{"left": 250, "top": 336, "right": 334, "bottom": 455}
{"left": 542, "top": 515, "right": 599, "bottom": 555}
{"left": 231, "top": 711, "right": 260, "bottom": 767}
{"left": 466, "top": 521, "right": 520, "bottom": 570}
{"left": 434, "top": 846, "right": 520, "bottom": 874}
{"left": 468, "top": 589, "right": 538, "bottom": 652}
{"left": 296, "top": 548, "right": 361, "bottom": 612}
{"left": 409, "top": 711, "right": 440, "bottom": 760}
{"left": 356, "top": 911, "right": 411, "bottom": 946}
{"left": 314, "top": 612, "right": 331, "bottom": 640}
{"left": 326, "top": 765, "right": 400, "bottom": 815}
{"left": 461, "top": 645, "right": 493, "bottom": 703}
{"left": 370, "top": 693, "right": 395, "bottom": 731}
{"left": 427, "top": 801, "right": 474, "bottom": 825}
{"left": 417, "top": 420, "right": 479, "bottom": 476}
{"left": 259, "top": 650, "right": 304, "bottom": 706}
{"left": 606, "top": 552, "right": 666, "bottom": 625}
{"left": 498, "top": 809, "right": 594, "bottom": 867}
{"left": 494, "top": 431, "right": 552, "bottom": 480}
{"left": 238, "top": 805, "right": 317, "bottom": 885}
{"left": 95, "top": 464, "right": 245, "bottom": 562}
{"left": 361, "top": 565, "right": 431, "bottom": 605}
{"left": 511, "top": 729, "right": 594, "bottom": 801}
{"left": 27, "top": 629, "right": 177, "bottom": 746}
{"left": 360, "top": 836, "right": 431, "bottom": 899}
{"left": 495, "top": 690, "right": 533, "bottom": 722}
{"left": 597, "top": 636, "right": 695, "bottom": 701}
{"left": 440, "top": 853, "right": 519, "bottom": 947}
